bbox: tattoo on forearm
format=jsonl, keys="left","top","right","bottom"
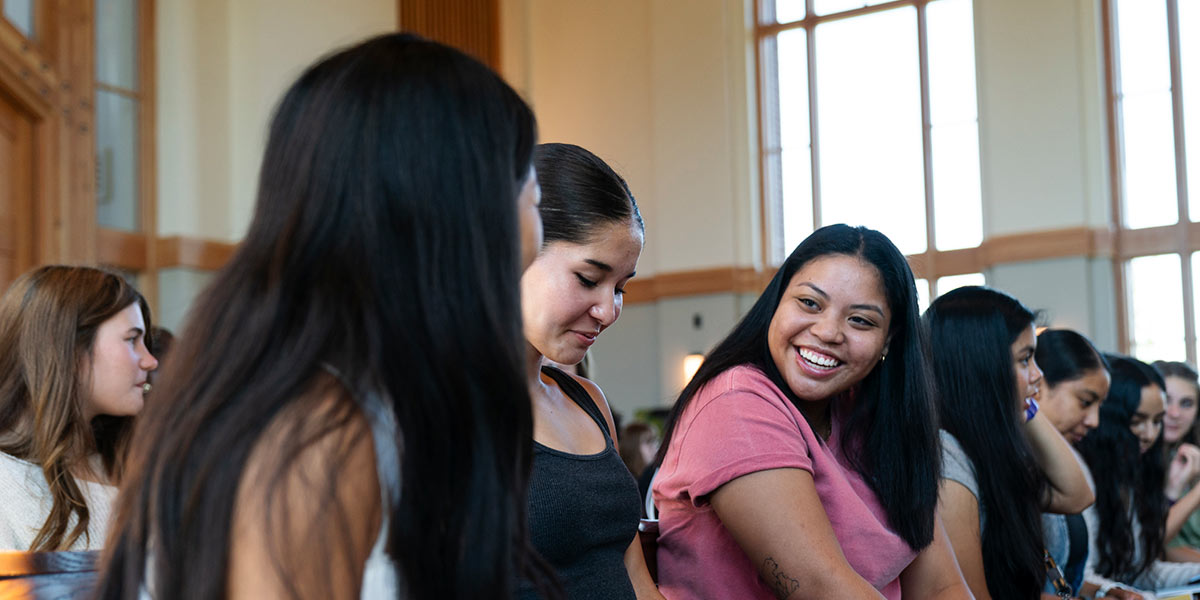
{"left": 763, "top": 557, "right": 801, "bottom": 599}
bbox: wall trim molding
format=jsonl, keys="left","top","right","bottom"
{"left": 115, "top": 223, "right": 1189, "bottom": 303}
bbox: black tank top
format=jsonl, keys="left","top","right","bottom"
{"left": 519, "top": 366, "right": 641, "bottom": 600}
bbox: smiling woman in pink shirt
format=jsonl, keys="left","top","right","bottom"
{"left": 652, "top": 224, "right": 970, "bottom": 600}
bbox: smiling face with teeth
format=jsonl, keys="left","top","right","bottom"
{"left": 768, "top": 254, "right": 891, "bottom": 410}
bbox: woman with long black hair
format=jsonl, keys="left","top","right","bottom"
{"left": 652, "top": 224, "right": 970, "bottom": 599}
{"left": 95, "top": 34, "right": 557, "bottom": 599}
{"left": 1034, "top": 328, "right": 1113, "bottom": 598}
{"left": 928, "top": 287, "right": 1093, "bottom": 600}
{"left": 1078, "top": 355, "right": 1200, "bottom": 596}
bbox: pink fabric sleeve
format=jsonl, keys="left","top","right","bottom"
{"left": 674, "top": 386, "right": 815, "bottom": 505}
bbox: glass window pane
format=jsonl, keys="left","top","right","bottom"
{"left": 1121, "top": 91, "right": 1180, "bottom": 228}
{"left": 1116, "top": 0, "right": 1172, "bottom": 96}
{"left": 915, "top": 278, "right": 931, "bottom": 312}
{"left": 3, "top": 0, "right": 35, "bottom": 39}
{"left": 935, "top": 272, "right": 984, "bottom": 298}
{"left": 95, "top": 0, "right": 138, "bottom": 90}
{"left": 1193, "top": 252, "right": 1200, "bottom": 361}
{"left": 1128, "top": 254, "right": 1185, "bottom": 361}
{"left": 813, "top": 0, "right": 892, "bottom": 17}
{"left": 778, "top": 28, "right": 814, "bottom": 254}
{"left": 815, "top": 6, "right": 926, "bottom": 255}
{"left": 1180, "top": 0, "right": 1200, "bottom": 221}
{"left": 774, "top": 0, "right": 806, "bottom": 23}
{"left": 931, "top": 124, "right": 983, "bottom": 250}
{"left": 927, "top": 0, "right": 981, "bottom": 250}
{"left": 95, "top": 90, "right": 140, "bottom": 231}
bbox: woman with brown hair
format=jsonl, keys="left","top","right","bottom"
{"left": 0, "top": 265, "right": 157, "bottom": 551}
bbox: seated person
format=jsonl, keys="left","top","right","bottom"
{"left": 0, "top": 266, "right": 157, "bottom": 550}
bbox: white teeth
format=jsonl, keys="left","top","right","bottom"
{"left": 798, "top": 348, "right": 840, "bottom": 368}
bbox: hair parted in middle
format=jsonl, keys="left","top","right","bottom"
{"left": 656, "top": 223, "right": 940, "bottom": 551}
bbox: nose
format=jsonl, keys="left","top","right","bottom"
{"left": 1083, "top": 405, "right": 1100, "bottom": 430}
{"left": 141, "top": 349, "right": 159, "bottom": 372}
{"left": 589, "top": 292, "right": 621, "bottom": 327}
{"left": 810, "top": 311, "right": 843, "bottom": 344}
{"left": 1029, "top": 357, "right": 1044, "bottom": 388}
{"left": 1168, "top": 403, "right": 1182, "bottom": 419}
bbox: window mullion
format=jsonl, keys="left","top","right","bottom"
{"left": 917, "top": 1, "right": 936, "bottom": 261}
{"left": 1168, "top": 0, "right": 1189, "bottom": 225}
{"left": 1166, "top": 0, "right": 1195, "bottom": 362}
{"left": 806, "top": 18, "right": 822, "bottom": 229}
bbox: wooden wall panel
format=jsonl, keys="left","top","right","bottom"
{"left": 398, "top": 0, "right": 499, "bottom": 69}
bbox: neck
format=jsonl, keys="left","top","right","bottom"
{"left": 797, "top": 397, "right": 833, "bottom": 440}
{"left": 526, "top": 343, "right": 547, "bottom": 397}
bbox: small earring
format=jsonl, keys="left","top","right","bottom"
{"left": 880, "top": 353, "right": 887, "bottom": 362}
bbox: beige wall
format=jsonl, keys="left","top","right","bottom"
{"left": 154, "top": 0, "right": 395, "bottom": 329}
{"left": 156, "top": 0, "right": 396, "bottom": 243}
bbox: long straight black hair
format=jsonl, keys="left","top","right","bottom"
{"left": 1077, "top": 354, "right": 1168, "bottom": 584}
{"left": 655, "top": 224, "right": 940, "bottom": 550}
{"left": 96, "top": 34, "right": 556, "bottom": 599}
{"left": 926, "top": 286, "right": 1046, "bottom": 599}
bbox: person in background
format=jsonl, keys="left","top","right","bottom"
{"left": 145, "top": 326, "right": 174, "bottom": 389}
{"left": 519, "top": 142, "right": 661, "bottom": 600}
{"left": 653, "top": 224, "right": 971, "bottom": 599}
{"left": 928, "top": 287, "right": 1093, "bottom": 600}
{"left": 1034, "top": 328, "right": 1112, "bottom": 598}
{"left": 1078, "top": 355, "right": 1200, "bottom": 598}
{"left": 619, "top": 422, "right": 659, "bottom": 480}
{"left": 95, "top": 33, "right": 558, "bottom": 600}
{"left": 1152, "top": 361, "right": 1200, "bottom": 560}
{"left": 0, "top": 265, "right": 157, "bottom": 551}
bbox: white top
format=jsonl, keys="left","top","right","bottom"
{"left": 0, "top": 451, "right": 117, "bottom": 550}
{"left": 1081, "top": 457, "right": 1200, "bottom": 598}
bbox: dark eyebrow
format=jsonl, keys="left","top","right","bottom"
{"left": 797, "top": 283, "right": 884, "bottom": 317}
{"left": 584, "top": 259, "right": 613, "bottom": 272}
{"left": 127, "top": 327, "right": 145, "bottom": 336}
{"left": 849, "top": 303, "right": 886, "bottom": 317}
{"left": 796, "top": 282, "right": 828, "bottom": 299}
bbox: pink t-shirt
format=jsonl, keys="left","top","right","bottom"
{"left": 652, "top": 365, "right": 917, "bottom": 599}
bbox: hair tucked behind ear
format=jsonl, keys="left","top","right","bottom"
{"left": 656, "top": 224, "right": 940, "bottom": 550}
{"left": 1077, "top": 354, "right": 1167, "bottom": 583}
{"left": 925, "top": 286, "right": 1045, "bottom": 599}
{"left": 97, "top": 34, "right": 558, "bottom": 600}
{"left": 0, "top": 265, "right": 151, "bottom": 550}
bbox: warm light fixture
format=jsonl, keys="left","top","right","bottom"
{"left": 683, "top": 353, "right": 705, "bottom": 383}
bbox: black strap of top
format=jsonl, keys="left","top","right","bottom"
{"left": 540, "top": 365, "right": 613, "bottom": 443}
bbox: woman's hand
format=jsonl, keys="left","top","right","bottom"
{"left": 1166, "top": 443, "right": 1200, "bottom": 500}
{"left": 1106, "top": 588, "right": 1145, "bottom": 600}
